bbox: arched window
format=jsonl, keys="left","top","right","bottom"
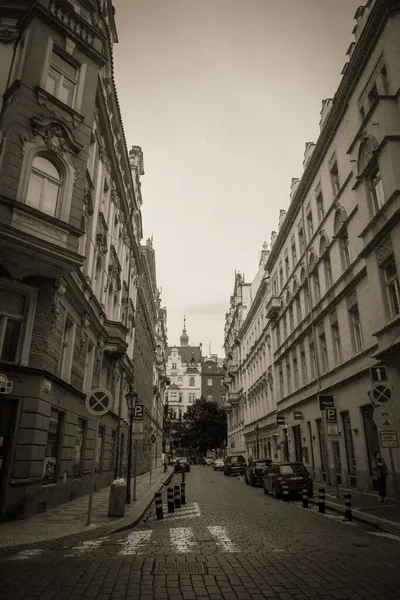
{"left": 299, "top": 267, "right": 306, "bottom": 284}
{"left": 340, "top": 228, "right": 351, "bottom": 270}
{"left": 26, "top": 155, "right": 61, "bottom": 216}
{"left": 189, "top": 377, "right": 194, "bottom": 387}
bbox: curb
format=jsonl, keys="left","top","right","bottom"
{"left": 308, "top": 498, "right": 400, "bottom": 534}
{"left": 108, "top": 469, "right": 174, "bottom": 534}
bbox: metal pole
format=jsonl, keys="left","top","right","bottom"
{"left": 133, "top": 438, "right": 138, "bottom": 501}
{"left": 87, "top": 415, "right": 100, "bottom": 526}
{"left": 388, "top": 448, "right": 399, "bottom": 501}
{"left": 126, "top": 397, "right": 133, "bottom": 505}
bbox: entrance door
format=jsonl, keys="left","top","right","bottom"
{"left": 0, "top": 398, "right": 17, "bottom": 519}
{"left": 292, "top": 425, "right": 302, "bottom": 462}
{"left": 361, "top": 404, "right": 380, "bottom": 483}
{"left": 342, "top": 411, "right": 357, "bottom": 486}
{"left": 316, "top": 418, "right": 328, "bottom": 482}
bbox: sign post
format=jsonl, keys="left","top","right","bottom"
{"left": 132, "top": 400, "right": 144, "bottom": 502}
{"left": 149, "top": 433, "right": 156, "bottom": 486}
{"left": 85, "top": 388, "right": 112, "bottom": 526}
{"left": 318, "top": 395, "right": 335, "bottom": 487}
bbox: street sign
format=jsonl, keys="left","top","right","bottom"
{"left": 326, "top": 407, "right": 338, "bottom": 423}
{"left": 379, "top": 430, "right": 399, "bottom": 448}
{"left": 373, "top": 406, "right": 395, "bottom": 428}
{"left": 370, "top": 365, "right": 388, "bottom": 383}
{"left": 86, "top": 388, "right": 112, "bottom": 416}
{"left": 276, "top": 415, "right": 285, "bottom": 425}
{"left": 133, "top": 403, "right": 144, "bottom": 421}
{"left": 293, "top": 411, "right": 303, "bottom": 420}
{"left": 327, "top": 423, "right": 339, "bottom": 436}
{"left": 319, "top": 395, "right": 334, "bottom": 410}
{"left": 132, "top": 421, "right": 144, "bottom": 440}
{"left": 370, "top": 383, "right": 393, "bottom": 406}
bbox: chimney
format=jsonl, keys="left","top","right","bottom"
{"left": 303, "top": 143, "right": 315, "bottom": 170}
{"left": 270, "top": 230, "right": 277, "bottom": 248}
{"left": 290, "top": 177, "right": 300, "bottom": 202}
{"left": 278, "top": 209, "right": 287, "bottom": 229}
{"left": 319, "top": 98, "right": 333, "bottom": 131}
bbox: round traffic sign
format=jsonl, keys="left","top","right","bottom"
{"left": 373, "top": 407, "right": 395, "bottom": 428}
{"left": 370, "top": 384, "right": 392, "bottom": 405}
{"left": 86, "top": 388, "right": 112, "bottom": 416}
{"left": 150, "top": 433, "right": 156, "bottom": 444}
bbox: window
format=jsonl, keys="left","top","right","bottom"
{"left": 324, "top": 254, "right": 333, "bottom": 288}
{"left": 304, "top": 286, "right": 311, "bottom": 312}
{"left": 189, "top": 393, "right": 196, "bottom": 403}
{"left": 0, "top": 289, "right": 26, "bottom": 363}
{"left": 45, "top": 49, "right": 79, "bottom": 107}
{"left": 313, "top": 272, "right": 320, "bottom": 303}
{"left": 369, "top": 167, "right": 385, "bottom": 214}
{"left": 349, "top": 306, "right": 363, "bottom": 352}
{"left": 306, "top": 209, "right": 314, "bottom": 239}
{"left": 340, "top": 229, "right": 351, "bottom": 270}
{"left": 207, "top": 394, "right": 213, "bottom": 402}
{"left": 26, "top": 155, "right": 62, "bottom": 217}
{"left": 318, "top": 328, "right": 328, "bottom": 372}
{"left": 73, "top": 418, "right": 86, "bottom": 478}
{"left": 84, "top": 341, "right": 95, "bottom": 393}
{"left": 284, "top": 255, "right": 290, "bottom": 278}
{"left": 383, "top": 257, "right": 400, "bottom": 317}
{"left": 95, "top": 426, "right": 105, "bottom": 473}
{"left": 298, "top": 227, "right": 305, "bottom": 253}
{"left": 293, "top": 354, "right": 299, "bottom": 388}
{"left": 110, "top": 430, "right": 117, "bottom": 473}
{"left": 330, "top": 160, "right": 340, "bottom": 196}
{"left": 43, "top": 409, "right": 62, "bottom": 482}
{"left": 60, "top": 315, "right": 75, "bottom": 381}
{"left": 309, "top": 338, "right": 317, "bottom": 379}
{"left": 381, "top": 65, "right": 389, "bottom": 94}
{"left": 278, "top": 362, "right": 284, "bottom": 395}
{"left": 279, "top": 265, "right": 284, "bottom": 288}
{"left": 291, "top": 240, "right": 297, "bottom": 266}
{"left": 300, "top": 342, "right": 307, "bottom": 384}
{"left": 189, "top": 377, "right": 195, "bottom": 386}
{"left": 316, "top": 189, "right": 324, "bottom": 221}
{"left": 296, "top": 295, "right": 302, "bottom": 323}
{"left": 368, "top": 83, "right": 378, "bottom": 107}
{"left": 286, "top": 359, "right": 291, "bottom": 393}
{"left": 330, "top": 318, "right": 342, "bottom": 364}
{"left": 283, "top": 315, "right": 287, "bottom": 339}
{"left": 288, "top": 304, "right": 294, "bottom": 332}
{"left": 276, "top": 323, "right": 281, "bottom": 347}
{"left": 207, "top": 378, "right": 212, "bottom": 387}
{"left": 172, "top": 362, "right": 177, "bottom": 369}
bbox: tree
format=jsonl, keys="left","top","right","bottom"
{"left": 181, "top": 397, "right": 227, "bottom": 455}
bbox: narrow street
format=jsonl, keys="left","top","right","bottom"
{"left": 1, "top": 467, "right": 400, "bottom": 600}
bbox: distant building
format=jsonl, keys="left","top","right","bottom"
{"left": 165, "top": 319, "right": 202, "bottom": 421}
{"left": 201, "top": 354, "right": 226, "bottom": 406}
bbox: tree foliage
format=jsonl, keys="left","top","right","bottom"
{"left": 180, "top": 397, "right": 227, "bottom": 454}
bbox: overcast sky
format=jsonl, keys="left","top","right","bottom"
{"left": 113, "top": 0, "right": 361, "bottom": 355}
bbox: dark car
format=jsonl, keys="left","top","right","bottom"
{"left": 174, "top": 458, "right": 190, "bottom": 473}
{"left": 262, "top": 462, "right": 313, "bottom": 499}
{"left": 223, "top": 454, "right": 247, "bottom": 476}
{"left": 245, "top": 458, "right": 272, "bottom": 486}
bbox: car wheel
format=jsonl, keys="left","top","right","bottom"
{"left": 272, "top": 485, "right": 280, "bottom": 500}
{"left": 250, "top": 477, "right": 256, "bottom": 487}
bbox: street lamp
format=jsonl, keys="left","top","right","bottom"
{"left": 255, "top": 423, "right": 260, "bottom": 459}
{"left": 126, "top": 384, "right": 138, "bottom": 505}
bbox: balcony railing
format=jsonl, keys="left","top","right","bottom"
{"left": 265, "top": 296, "right": 280, "bottom": 319}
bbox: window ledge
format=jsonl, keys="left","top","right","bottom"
{"left": 358, "top": 191, "right": 400, "bottom": 242}
{"left": 372, "top": 313, "right": 400, "bottom": 337}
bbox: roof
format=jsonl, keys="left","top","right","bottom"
{"left": 167, "top": 346, "right": 201, "bottom": 363}
{"left": 169, "top": 383, "right": 179, "bottom": 390}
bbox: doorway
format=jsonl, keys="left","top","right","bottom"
{"left": 292, "top": 425, "right": 302, "bottom": 462}
{"left": 342, "top": 411, "right": 357, "bottom": 487}
{"left": 361, "top": 404, "right": 380, "bottom": 487}
{"left": 0, "top": 398, "right": 17, "bottom": 520}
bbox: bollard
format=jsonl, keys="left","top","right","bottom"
{"left": 155, "top": 492, "right": 163, "bottom": 520}
{"left": 180, "top": 481, "right": 186, "bottom": 505}
{"left": 167, "top": 487, "right": 175, "bottom": 513}
{"left": 174, "top": 484, "right": 181, "bottom": 509}
{"left": 344, "top": 493, "right": 352, "bottom": 521}
{"left": 302, "top": 485, "right": 309, "bottom": 509}
{"left": 318, "top": 487, "right": 325, "bottom": 514}
{"left": 181, "top": 470, "right": 185, "bottom": 483}
{"left": 282, "top": 482, "right": 289, "bottom": 502}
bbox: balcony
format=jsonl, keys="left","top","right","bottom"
{"left": 103, "top": 319, "right": 128, "bottom": 356}
{"left": 228, "top": 393, "right": 240, "bottom": 406}
{"left": 265, "top": 296, "right": 280, "bottom": 319}
{"left": 223, "top": 376, "right": 232, "bottom": 386}
{"left": 228, "top": 363, "right": 239, "bottom": 376}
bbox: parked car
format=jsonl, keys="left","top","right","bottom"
{"left": 262, "top": 462, "right": 313, "bottom": 499}
{"left": 174, "top": 458, "right": 190, "bottom": 473}
{"left": 205, "top": 457, "right": 214, "bottom": 465}
{"left": 213, "top": 458, "right": 225, "bottom": 471}
{"left": 245, "top": 458, "right": 272, "bottom": 486}
{"left": 223, "top": 454, "right": 247, "bottom": 476}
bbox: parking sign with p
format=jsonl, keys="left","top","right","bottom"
{"left": 326, "top": 407, "right": 338, "bottom": 423}
{"left": 133, "top": 403, "right": 144, "bottom": 420}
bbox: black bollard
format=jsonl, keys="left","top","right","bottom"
{"left": 180, "top": 481, "right": 186, "bottom": 505}
{"left": 167, "top": 486, "right": 175, "bottom": 513}
{"left": 155, "top": 492, "right": 163, "bottom": 520}
{"left": 344, "top": 494, "right": 352, "bottom": 521}
{"left": 302, "top": 485, "right": 309, "bottom": 509}
{"left": 318, "top": 487, "right": 325, "bottom": 514}
{"left": 282, "top": 482, "right": 289, "bottom": 502}
{"left": 181, "top": 470, "right": 185, "bottom": 483}
{"left": 174, "top": 484, "right": 181, "bottom": 509}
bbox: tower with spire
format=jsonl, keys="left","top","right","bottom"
{"left": 180, "top": 316, "right": 189, "bottom": 346}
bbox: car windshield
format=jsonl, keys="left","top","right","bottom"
{"left": 230, "top": 456, "right": 245, "bottom": 464}
{"left": 279, "top": 464, "right": 307, "bottom": 475}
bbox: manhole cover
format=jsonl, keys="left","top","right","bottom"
{"left": 153, "top": 562, "right": 208, "bottom": 574}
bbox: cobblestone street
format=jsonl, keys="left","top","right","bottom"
{"left": 1, "top": 467, "right": 400, "bottom": 599}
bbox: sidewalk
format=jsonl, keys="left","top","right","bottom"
{"left": 0, "top": 466, "right": 173, "bottom": 549}
{"left": 310, "top": 483, "right": 400, "bottom": 533}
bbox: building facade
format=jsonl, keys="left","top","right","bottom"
{"left": 201, "top": 354, "right": 225, "bottom": 406}
{"left": 224, "top": 0, "right": 400, "bottom": 497}
{"left": 0, "top": 0, "right": 165, "bottom": 520}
